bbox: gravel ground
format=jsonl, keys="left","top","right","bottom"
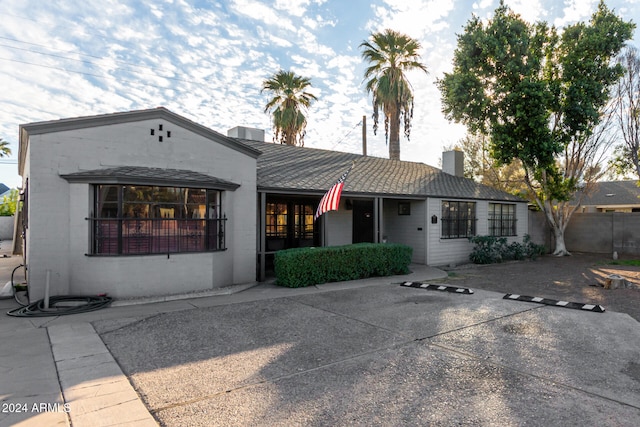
{"left": 440, "top": 252, "right": 640, "bottom": 321}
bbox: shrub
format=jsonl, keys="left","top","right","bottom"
{"left": 274, "top": 243, "right": 413, "bottom": 288}
{"left": 522, "top": 234, "right": 546, "bottom": 260}
{"left": 469, "top": 234, "right": 545, "bottom": 264}
{"left": 0, "top": 189, "right": 18, "bottom": 216}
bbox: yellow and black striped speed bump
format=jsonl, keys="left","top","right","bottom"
{"left": 401, "top": 282, "right": 474, "bottom": 294}
{"left": 503, "top": 294, "right": 605, "bottom": 313}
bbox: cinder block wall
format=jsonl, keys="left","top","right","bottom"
{"left": 529, "top": 211, "right": 640, "bottom": 255}
{"left": 527, "top": 211, "right": 552, "bottom": 251}
{"left": 566, "top": 212, "right": 640, "bottom": 255}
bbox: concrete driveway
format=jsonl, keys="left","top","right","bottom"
{"left": 93, "top": 280, "right": 640, "bottom": 426}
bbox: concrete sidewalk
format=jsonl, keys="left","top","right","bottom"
{"left": 0, "top": 253, "right": 448, "bottom": 427}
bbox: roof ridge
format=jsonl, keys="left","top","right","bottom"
{"left": 237, "top": 138, "right": 441, "bottom": 171}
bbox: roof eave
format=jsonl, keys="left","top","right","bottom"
{"left": 61, "top": 168, "right": 241, "bottom": 191}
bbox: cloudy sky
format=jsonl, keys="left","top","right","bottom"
{"left": 1, "top": 0, "right": 638, "bottom": 188}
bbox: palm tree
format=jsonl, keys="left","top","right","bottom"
{"left": 360, "top": 29, "right": 428, "bottom": 160}
{"left": 0, "top": 138, "right": 11, "bottom": 157}
{"left": 262, "top": 70, "right": 317, "bottom": 146}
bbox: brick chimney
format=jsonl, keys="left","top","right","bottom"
{"left": 442, "top": 150, "right": 464, "bottom": 177}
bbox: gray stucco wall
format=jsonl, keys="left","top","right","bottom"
{"left": 427, "top": 198, "right": 529, "bottom": 266}
{"left": 0, "top": 216, "right": 14, "bottom": 240}
{"left": 23, "top": 118, "right": 257, "bottom": 300}
{"left": 383, "top": 199, "right": 426, "bottom": 263}
{"left": 324, "top": 199, "right": 352, "bottom": 246}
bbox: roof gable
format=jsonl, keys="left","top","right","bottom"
{"left": 19, "top": 107, "right": 261, "bottom": 175}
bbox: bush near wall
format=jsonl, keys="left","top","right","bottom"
{"left": 469, "top": 234, "right": 545, "bottom": 264}
{"left": 274, "top": 243, "right": 413, "bottom": 288}
{"left": 0, "top": 189, "right": 18, "bottom": 216}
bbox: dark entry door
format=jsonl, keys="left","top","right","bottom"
{"left": 352, "top": 200, "right": 374, "bottom": 243}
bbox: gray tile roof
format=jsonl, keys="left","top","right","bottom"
{"left": 61, "top": 166, "right": 240, "bottom": 190}
{"left": 579, "top": 181, "right": 640, "bottom": 206}
{"left": 239, "top": 139, "right": 524, "bottom": 202}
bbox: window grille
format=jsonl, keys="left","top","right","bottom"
{"left": 488, "top": 203, "right": 517, "bottom": 237}
{"left": 441, "top": 201, "right": 477, "bottom": 239}
{"left": 90, "top": 185, "right": 225, "bottom": 255}
{"left": 90, "top": 217, "right": 226, "bottom": 255}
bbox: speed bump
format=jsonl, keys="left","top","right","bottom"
{"left": 401, "top": 282, "right": 474, "bottom": 294}
{"left": 503, "top": 294, "right": 605, "bottom": 313}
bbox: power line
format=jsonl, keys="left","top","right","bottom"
{"left": 1, "top": 11, "right": 168, "bottom": 51}
{"left": 0, "top": 12, "right": 266, "bottom": 100}
{"left": 0, "top": 38, "right": 207, "bottom": 86}
{"left": 330, "top": 120, "right": 362, "bottom": 150}
{"left": 0, "top": 56, "right": 193, "bottom": 93}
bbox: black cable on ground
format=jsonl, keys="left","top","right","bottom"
{"left": 12, "top": 264, "right": 28, "bottom": 307}
{"left": 6, "top": 295, "right": 113, "bottom": 317}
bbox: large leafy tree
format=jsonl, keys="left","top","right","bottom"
{"left": 438, "top": 1, "right": 633, "bottom": 255}
{"left": 360, "top": 29, "right": 428, "bottom": 160}
{"left": 454, "top": 133, "right": 528, "bottom": 197}
{"left": 610, "top": 46, "right": 640, "bottom": 179}
{"left": 262, "top": 70, "right": 317, "bottom": 146}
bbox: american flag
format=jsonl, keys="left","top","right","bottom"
{"left": 314, "top": 163, "right": 353, "bottom": 221}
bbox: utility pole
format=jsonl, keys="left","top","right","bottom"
{"left": 362, "top": 115, "right": 367, "bottom": 156}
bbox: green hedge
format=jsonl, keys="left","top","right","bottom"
{"left": 274, "top": 243, "right": 413, "bottom": 288}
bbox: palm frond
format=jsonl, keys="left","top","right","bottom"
{"left": 262, "top": 70, "right": 317, "bottom": 146}
{"left": 360, "top": 29, "right": 428, "bottom": 158}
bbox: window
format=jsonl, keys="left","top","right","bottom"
{"left": 441, "top": 201, "right": 476, "bottom": 239}
{"left": 489, "top": 203, "right": 517, "bottom": 237}
{"left": 266, "top": 202, "right": 288, "bottom": 239}
{"left": 265, "top": 198, "right": 318, "bottom": 251}
{"left": 398, "top": 202, "right": 411, "bottom": 215}
{"left": 294, "top": 204, "right": 315, "bottom": 241}
{"left": 91, "top": 185, "right": 225, "bottom": 255}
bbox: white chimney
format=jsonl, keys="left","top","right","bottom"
{"left": 442, "top": 150, "right": 464, "bottom": 177}
{"left": 227, "top": 126, "right": 265, "bottom": 142}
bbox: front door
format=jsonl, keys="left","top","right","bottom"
{"left": 352, "top": 200, "right": 374, "bottom": 243}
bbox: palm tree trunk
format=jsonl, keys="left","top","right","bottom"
{"left": 388, "top": 106, "right": 401, "bottom": 160}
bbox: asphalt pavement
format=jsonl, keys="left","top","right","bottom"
{"left": 1, "top": 243, "right": 639, "bottom": 426}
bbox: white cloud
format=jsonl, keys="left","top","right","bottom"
{"left": 504, "top": 0, "right": 546, "bottom": 22}
{"left": 230, "top": 0, "right": 296, "bottom": 31}
{"left": 274, "top": 0, "right": 311, "bottom": 16}
{"left": 553, "top": 0, "right": 598, "bottom": 27}
{"left": 257, "top": 27, "right": 293, "bottom": 47}
{"left": 366, "top": 0, "right": 456, "bottom": 39}
{"left": 473, "top": 0, "right": 494, "bottom": 9}
{"left": 302, "top": 14, "right": 337, "bottom": 30}
{"left": 295, "top": 27, "right": 335, "bottom": 57}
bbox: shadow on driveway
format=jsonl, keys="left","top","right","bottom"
{"left": 98, "top": 283, "right": 640, "bottom": 426}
